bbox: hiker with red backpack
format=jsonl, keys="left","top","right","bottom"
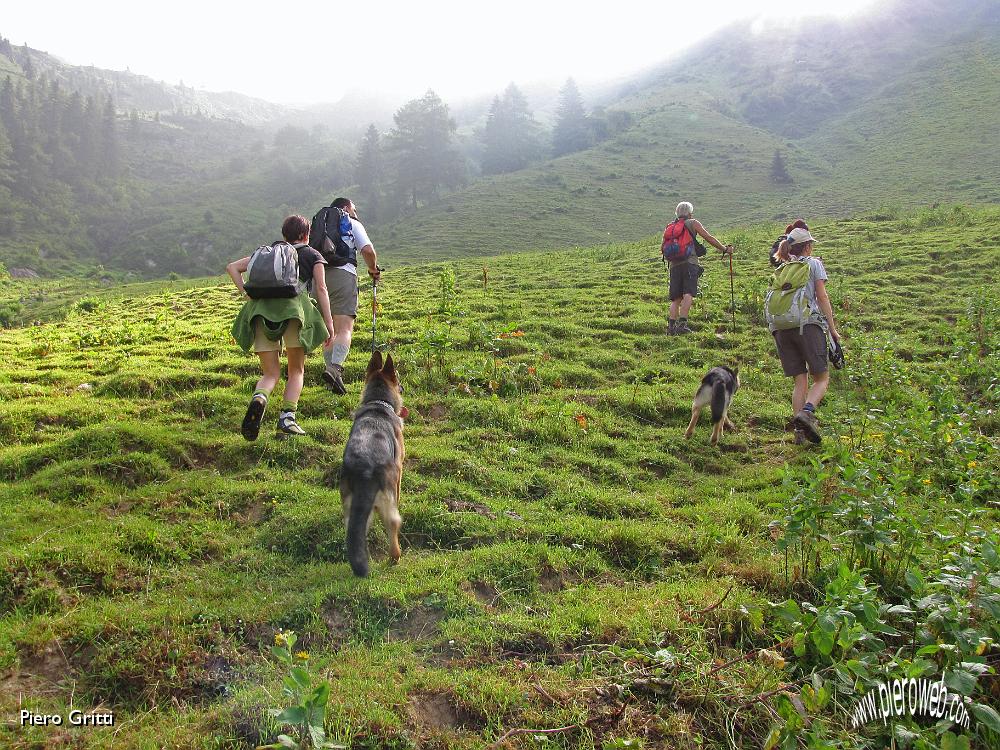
{"left": 662, "top": 202, "right": 734, "bottom": 335}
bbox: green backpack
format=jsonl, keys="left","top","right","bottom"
{"left": 764, "top": 259, "right": 814, "bottom": 332}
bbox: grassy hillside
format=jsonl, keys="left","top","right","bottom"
{"left": 1, "top": 205, "right": 998, "bottom": 749}
{"left": 373, "top": 0, "right": 1000, "bottom": 264}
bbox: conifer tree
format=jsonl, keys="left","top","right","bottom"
{"left": 481, "top": 83, "right": 543, "bottom": 175}
{"left": 101, "top": 97, "right": 119, "bottom": 178}
{"left": 551, "top": 78, "right": 591, "bottom": 157}
{"left": 771, "top": 149, "right": 792, "bottom": 184}
{"left": 387, "top": 90, "right": 464, "bottom": 210}
{"left": 356, "top": 124, "right": 382, "bottom": 194}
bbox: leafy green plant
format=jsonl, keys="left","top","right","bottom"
{"left": 438, "top": 265, "right": 457, "bottom": 316}
{"left": 257, "top": 631, "right": 344, "bottom": 750}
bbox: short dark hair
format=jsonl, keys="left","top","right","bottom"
{"left": 281, "top": 214, "right": 309, "bottom": 242}
{"left": 331, "top": 197, "right": 351, "bottom": 210}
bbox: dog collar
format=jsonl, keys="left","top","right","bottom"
{"left": 366, "top": 400, "right": 398, "bottom": 415}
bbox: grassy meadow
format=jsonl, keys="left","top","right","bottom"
{"left": 1, "top": 205, "right": 998, "bottom": 749}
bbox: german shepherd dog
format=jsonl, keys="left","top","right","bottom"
{"left": 341, "top": 351, "right": 407, "bottom": 577}
{"left": 684, "top": 366, "right": 739, "bottom": 445}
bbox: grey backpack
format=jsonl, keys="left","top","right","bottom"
{"left": 244, "top": 242, "right": 304, "bottom": 299}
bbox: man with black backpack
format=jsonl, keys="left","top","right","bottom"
{"left": 308, "top": 197, "right": 381, "bottom": 394}
{"left": 662, "top": 201, "right": 734, "bottom": 334}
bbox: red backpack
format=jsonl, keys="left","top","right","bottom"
{"left": 661, "top": 219, "right": 695, "bottom": 262}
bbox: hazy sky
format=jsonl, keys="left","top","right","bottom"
{"left": 3, "top": 0, "right": 879, "bottom": 105}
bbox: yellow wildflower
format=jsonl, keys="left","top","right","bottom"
{"left": 296, "top": 651, "right": 309, "bottom": 660}
{"left": 922, "top": 478, "right": 932, "bottom": 485}
{"left": 967, "top": 461, "right": 977, "bottom": 469}
{"left": 274, "top": 632, "right": 285, "bottom": 646}
{"left": 945, "top": 434, "right": 953, "bottom": 444}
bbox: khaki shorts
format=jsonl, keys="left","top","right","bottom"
{"left": 325, "top": 266, "right": 359, "bottom": 317}
{"left": 773, "top": 324, "right": 828, "bottom": 377}
{"left": 253, "top": 318, "right": 302, "bottom": 353}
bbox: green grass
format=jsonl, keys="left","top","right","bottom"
{"left": 0, "top": 206, "right": 998, "bottom": 749}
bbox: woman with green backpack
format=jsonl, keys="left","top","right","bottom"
{"left": 227, "top": 215, "right": 334, "bottom": 440}
{"left": 766, "top": 227, "right": 841, "bottom": 444}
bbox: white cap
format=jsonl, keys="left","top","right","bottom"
{"left": 787, "top": 227, "right": 818, "bottom": 244}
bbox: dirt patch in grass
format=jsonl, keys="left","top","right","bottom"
{"left": 461, "top": 579, "right": 499, "bottom": 606}
{"left": 237, "top": 621, "right": 279, "bottom": 650}
{"left": 718, "top": 442, "right": 749, "bottom": 453}
{"left": 389, "top": 606, "right": 445, "bottom": 641}
{"left": 73, "top": 624, "right": 241, "bottom": 707}
{"left": 538, "top": 564, "right": 582, "bottom": 593}
{"left": 406, "top": 691, "right": 482, "bottom": 731}
{"left": 322, "top": 603, "right": 355, "bottom": 645}
{"left": 421, "top": 403, "right": 450, "bottom": 421}
{"left": 1, "top": 642, "right": 74, "bottom": 699}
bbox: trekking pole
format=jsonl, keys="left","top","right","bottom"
{"left": 728, "top": 250, "right": 736, "bottom": 334}
{"left": 371, "top": 266, "right": 384, "bottom": 352}
{"left": 371, "top": 280, "right": 377, "bottom": 352}
{"left": 372, "top": 266, "right": 385, "bottom": 353}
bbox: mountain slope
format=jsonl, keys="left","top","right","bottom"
{"left": 370, "top": 0, "right": 1000, "bottom": 264}
{"left": 1, "top": 206, "right": 998, "bottom": 749}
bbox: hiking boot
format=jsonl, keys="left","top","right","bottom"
{"left": 793, "top": 428, "right": 807, "bottom": 445}
{"left": 276, "top": 413, "right": 306, "bottom": 437}
{"left": 674, "top": 321, "right": 693, "bottom": 335}
{"left": 793, "top": 409, "right": 822, "bottom": 444}
{"left": 322, "top": 364, "right": 347, "bottom": 394}
{"left": 241, "top": 394, "right": 267, "bottom": 442}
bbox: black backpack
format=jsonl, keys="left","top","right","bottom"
{"left": 769, "top": 234, "right": 788, "bottom": 267}
{"left": 309, "top": 206, "right": 356, "bottom": 266}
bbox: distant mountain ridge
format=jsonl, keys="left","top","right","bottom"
{"left": 1, "top": 41, "right": 292, "bottom": 126}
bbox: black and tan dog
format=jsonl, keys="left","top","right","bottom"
{"left": 684, "top": 366, "right": 739, "bottom": 445}
{"left": 342, "top": 351, "right": 408, "bottom": 577}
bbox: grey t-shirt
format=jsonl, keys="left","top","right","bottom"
{"left": 800, "top": 255, "right": 829, "bottom": 326}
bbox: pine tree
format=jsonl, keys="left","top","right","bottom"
{"left": 551, "top": 78, "right": 591, "bottom": 157}
{"left": 100, "top": 97, "right": 119, "bottom": 178}
{"left": 481, "top": 83, "right": 543, "bottom": 175}
{"left": 771, "top": 149, "right": 792, "bottom": 184}
{"left": 22, "top": 54, "right": 36, "bottom": 82}
{"left": 387, "top": 90, "right": 464, "bottom": 210}
{"left": 0, "top": 115, "right": 14, "bottom": 186}
{"left": 80, "top": 95, "right": 99, "bottom": 178}
{"left": 356, "top": 124, "right": 382, "bottom": 193}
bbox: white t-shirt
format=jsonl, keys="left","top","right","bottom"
{"left": 331, "top": 217, "right": 372, "bottom": 277}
